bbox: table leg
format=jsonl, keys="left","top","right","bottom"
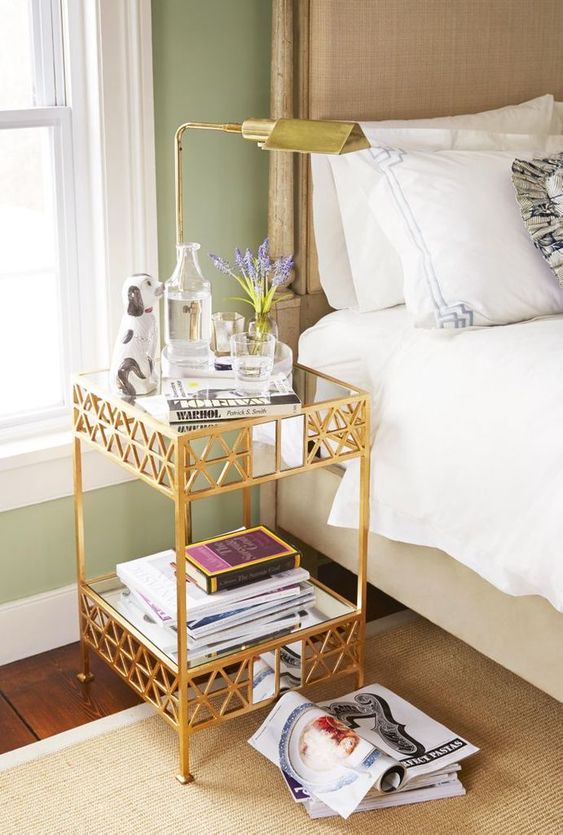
{"left": 356, "top": 439, "right": 370, "bottom": 690}
{"left": 73, "top": 436, "right": 94, "bottom": 684}
{"left": 242, "top": 487, "right": 252, "bottom": 528}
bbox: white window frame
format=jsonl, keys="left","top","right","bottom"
{"left": 0, "top": 0, "right": 158, "bottom": 511}
{"left": 0, "top": 105, "right": 79, "bottom": 432}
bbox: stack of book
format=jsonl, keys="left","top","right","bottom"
{"left": 115, "top": 526, "right": 315, "bottom": 665}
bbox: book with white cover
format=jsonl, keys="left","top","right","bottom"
{"left": 116, "top": 549, "right": 309, "bottom": 623}
{"left": 131, "top": 583, "right": 305, "bottom": 633}
{"left": 187, "top": 610, "right": 304, "bottom": 664}
{"left": 187, "top": 583, "right": 315, "bottom": 639}
{"left": 163, "top": 376, "right": 301, "bottom": 423}
{"left": 115, "top": 588, "right": 305, "bottom": 667}
{"left": 188, "top": 597, "right": 315, "bottom": 651}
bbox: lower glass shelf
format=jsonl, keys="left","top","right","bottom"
{"left": 85, "top": 575, "right": 357, "bottom": 670}
{"left": 80, "top": 577, "right": 362, "bottom": 731}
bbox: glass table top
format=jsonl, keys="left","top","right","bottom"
{"left": 88, "top": 575, "right": 356, "bottom": 672}
{"left": 75, "top": 364, "right": 366, "bottom": 439}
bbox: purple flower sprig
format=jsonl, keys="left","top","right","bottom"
{"left": 209, "top": 237, "right": 294, "bottom": 316}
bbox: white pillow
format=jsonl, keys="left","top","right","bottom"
{"left": 311, "top": 95, "right": 556, "bottom": 310}
{"left": 373, "top": 94, "right": 555, "bottom": 134}
{"left": 364, "top": 137, "right": 563, "bottom": 328}
{"left": 311, "top": 155, "right": 358, "bottom": 309}
{"left": 553, "top": 101, "right": 563, "bottom": 132}
{"left": 330, "top": 125, "right": 563, "bottom": 313}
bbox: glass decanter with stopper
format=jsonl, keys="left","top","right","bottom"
{"left": 163, "top": 242, "right": 212, "bottom": 369}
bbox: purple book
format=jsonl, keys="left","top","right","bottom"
{"left": 185, "top": 526, "right": 301, "bottom": 594}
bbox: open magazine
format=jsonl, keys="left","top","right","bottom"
{"left": 249, "top": 683, "right": 479, "bottom": 819}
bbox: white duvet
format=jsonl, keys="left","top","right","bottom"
{"left": 298, "top": 309, "right": 563, "bottom": 612}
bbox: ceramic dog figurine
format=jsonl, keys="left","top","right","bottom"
{"left": 110, "top": 273, "right": 163, "bottom": 397}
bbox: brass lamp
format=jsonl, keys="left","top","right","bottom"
{"left": 174, "top": 117, "right": 369, "bottom": 244}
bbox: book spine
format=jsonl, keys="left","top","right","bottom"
{"left": 208, "top": 553, "right": 300, "bottom": 594}
{"left": 169, "top": 402, "right": 300, "bottom": 423}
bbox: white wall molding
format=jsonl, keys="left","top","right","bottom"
{"left": 0, "top": 584, "right": 79, "bottom": 665}
{"left": 63, "top": 0, "right": 159, "bottom": 367}
{"left": 0, "top": 433, "right": 135, "bottom": 513}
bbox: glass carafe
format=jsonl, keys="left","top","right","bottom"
{"left": 163, "top": 242, "right": 212, "bottom": 369}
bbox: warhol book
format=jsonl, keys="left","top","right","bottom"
{"left": 185, "top": 526, "right": 301, "bottom": 593}
{"left": 163, "top": 377, "right": 301, "bottom": 423}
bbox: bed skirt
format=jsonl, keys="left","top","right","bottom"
{"left": 263, "top": 467, "right": 563, "bottom": 702}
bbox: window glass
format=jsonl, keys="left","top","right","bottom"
{"left": 0, "top": 126, "right": 64, "bottom": 420}
{"left": 0, "top": 0, "right": 35, "bottom": 110}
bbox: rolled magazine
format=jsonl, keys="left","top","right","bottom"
{"left": 249, "top": 691, "right": 406, "bottom": 818}
{"left": 249, "top": 682, "right": 479, "bottom": 819}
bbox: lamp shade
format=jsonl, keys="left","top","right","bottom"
{"left": 241, "top": 117, "right": 370, "bottom": 154}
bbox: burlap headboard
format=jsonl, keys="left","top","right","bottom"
{"left": 268, "top": 0, "right": 563, "bottom": 352}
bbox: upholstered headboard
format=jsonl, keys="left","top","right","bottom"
{"left": 268, "top": 0, "right": 563, "bottom": 351}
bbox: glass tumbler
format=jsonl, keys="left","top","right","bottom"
{"left": 230, "top": 332, "right": 276, "bottom": 395}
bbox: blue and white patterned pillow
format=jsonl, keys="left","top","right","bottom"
{"left": 512, "top": 153, "right": 563, "bottom": 287}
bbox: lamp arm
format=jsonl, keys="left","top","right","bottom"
{"left": 174, "top": 121, "right": 242, "bottom": 245}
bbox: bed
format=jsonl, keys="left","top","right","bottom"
{"left": 264, "top": 0, "right": 563, "bottom": 702}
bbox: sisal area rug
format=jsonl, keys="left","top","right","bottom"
{"left": 1, "top": 619, "right": 561, "bottom": 834}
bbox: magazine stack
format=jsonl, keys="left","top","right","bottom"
{"left": 115, "top": 526, "right": 316, "bottom": 665}
{"left": 249, "top": 684, "right": 479, "bottom": 820}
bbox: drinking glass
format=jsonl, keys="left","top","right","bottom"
{"left": 211, "top": 311, "right": 245, "bottom": 355}
{"left": 230, "top": 332, "right": 276, "bottom": 395}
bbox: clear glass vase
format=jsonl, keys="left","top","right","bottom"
{"left": 163, "top": 242, "right": 212, "bottom": 369}
{"left": 248, "top": 312, "right": 278, "bottom": 341}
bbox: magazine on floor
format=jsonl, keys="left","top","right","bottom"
{"left": 248, "top": 683, "right": 478, "bottom": 819}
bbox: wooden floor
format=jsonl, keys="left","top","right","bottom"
{"left": 0, "top": 565, "right": 402, "bottom": 757}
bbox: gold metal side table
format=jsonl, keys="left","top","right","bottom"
{"left": 72, "top": 364, "right": 370, "bottom": 783}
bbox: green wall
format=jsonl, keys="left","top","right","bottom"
{"left": 0, "top": 0, "right": 271, "bottom": 605}
{"left": 152, "top": 0, "right": 272, "bottom": 303}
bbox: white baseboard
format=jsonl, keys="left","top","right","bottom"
{"left": 0, "top": 584, "right": 79, "bottom": 666}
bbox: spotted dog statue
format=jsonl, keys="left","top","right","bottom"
{"left": 110, "top": 273, "right": 163, "bottom": 397}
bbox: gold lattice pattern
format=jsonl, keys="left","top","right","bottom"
{"left": 306, "top": 401, "right": 368, "bottom": 464}
{"left": 187, "top": 659, "right": 254, "bottom": 729}
{"left": 82, "top": 590, "right": 361, "bottom": 735}
{"left": 182, "top": 427, "right": 252, "bottom": 495}
{"left": 73, "top": 384, "right": 176, "bottom": 495}
{"left": 81, "top": 593, "right": 180, "bottom": 725}
{"left": 302, "top": 620, "right": 361, "bottom": 685}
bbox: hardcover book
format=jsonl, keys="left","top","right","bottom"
{"left": 185, "top": 526, "right": 301, "bottom": 593}
{"left": 163, "top": 377, "right": 301, "bottom": 423}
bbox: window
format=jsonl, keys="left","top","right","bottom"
{"left": 0, "top": 0, "right": 77, "bottom": 429}
{"left": 0, "top": 0, "right": 158, "bottom": 510}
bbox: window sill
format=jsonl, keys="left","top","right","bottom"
{"left": 0, "top": 429, "right": 135, "bottom": 513}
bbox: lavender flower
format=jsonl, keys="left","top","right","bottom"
{"left": 234, "top": 247, "right": 246, "bottom": 277}
{"left": 208, "top": 253, "right": 231, "bottom": 275}
{"left": 244, "top": 248, "right": 256, "bottom": 280}
{"left": 272, "top": 254, "right": 294, "bottom": 287}
{"left": 208, "top": 239, "right": 294, "bottom": 318}
{"left": 257, "top": 237, "right": 271, "bottom": 275}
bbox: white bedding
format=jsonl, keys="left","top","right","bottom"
{"left": 298, "top": 308, "right": 563, "bottom": 612}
